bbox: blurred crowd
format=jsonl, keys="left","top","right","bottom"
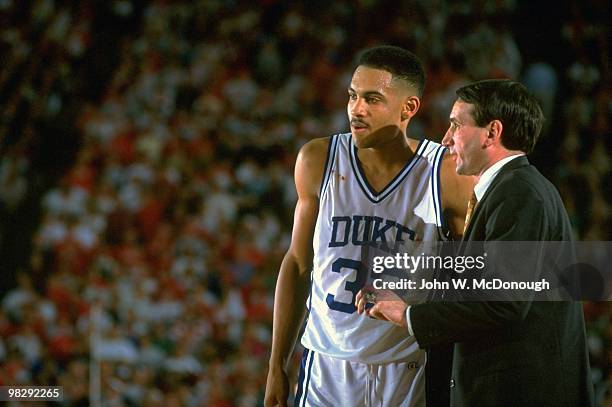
{"left": 0, "top": 0, "right": 610, "bottom": 405}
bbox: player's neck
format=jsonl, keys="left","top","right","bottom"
{"left": 358, "top": 134, "right": 417, "bottom": 168}
{"left": 356, "top": 135, "right": 418, "bottom": 192}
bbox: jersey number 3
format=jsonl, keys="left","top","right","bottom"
{"left": 325, "top": 258, "right": 367, "bottom": 314}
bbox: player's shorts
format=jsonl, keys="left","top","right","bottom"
{"left": 294, "top": 348, "right": 426, "bottom": 407}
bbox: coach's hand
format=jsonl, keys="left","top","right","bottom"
{"left": 356, "top": 288, "right": 408, "bottom": 328}
{"left": 264, "top": 364, "right": 289, "bottom": 407}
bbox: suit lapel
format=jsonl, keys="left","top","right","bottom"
{"left": 461, "top": 156, "right": 531, "bottom": 241}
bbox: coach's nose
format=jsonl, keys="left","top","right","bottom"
{"left": 441, "top": 128, "right": 453, "bottom": 147}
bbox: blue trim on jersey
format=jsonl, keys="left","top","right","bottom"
{"left": 430, "top": 145, "right": 443, "bottom": 226}
{"left": 431, "top": 145, "right": 450, "bottom": 240}
{"left": 436, "top": 147, "right": 450, "bottom": 237}
{"left": 319, "top": 135, "right": 339, "bottom": 197}
{"left": 349, "top": 138, "right": 427, "bottom": 203}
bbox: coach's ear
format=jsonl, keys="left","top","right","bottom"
{"left": 484, "top": 119, "right": 503, "bottom": 147}
{"left": 402, "top": 96, "right": 420, "bottom": 120}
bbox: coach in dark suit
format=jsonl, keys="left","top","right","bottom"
{"left": 357, "top": 79, "right": 594, "bottom": 406}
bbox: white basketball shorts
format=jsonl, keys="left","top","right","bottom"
{"left": 294, "top": 348, "right": 425, "bottom": 407}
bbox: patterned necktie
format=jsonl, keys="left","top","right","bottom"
{"left": 463, "top": 191, "right": 478, "bottom": 234}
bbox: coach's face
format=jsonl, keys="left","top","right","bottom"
{"left": 347, "top": 66, "right": 417, "bottom": 149}
{"left": 442, "top": 100, "right": 489, "bottom": 176}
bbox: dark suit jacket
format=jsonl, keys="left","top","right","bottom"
{"left": 414, "top": 156, "right": 594, "bottom": 407}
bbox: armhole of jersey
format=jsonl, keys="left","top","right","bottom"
{"left": 318, "top": 134, "right": 339, "bottom": 198}
{"left": 432, "top": 145, "right": 451, "bottom": 240}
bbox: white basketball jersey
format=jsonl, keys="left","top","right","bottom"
{"left": 301, "top": 133, "right": 449, "bottom": 363}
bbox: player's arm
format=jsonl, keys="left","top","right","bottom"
{"left": 439, "top": 153, "right": 476, "bottom": 239}
{"left": 264, "top": 137, "right": 330, "bottom": 407}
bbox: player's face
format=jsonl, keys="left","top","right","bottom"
{"left": 442, "top": 100, "right": 489, "bottom": 176}
{"left": 347, "top": 66, "right": 408, "bottom": 149}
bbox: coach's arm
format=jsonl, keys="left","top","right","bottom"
{"left": 408, "top": 182, "right": 546, "bottom": 347}
{"left": 357, "top": 183, "right": 546, "bottom": 346}
{"left": 264, "top": 137, "right": 329, "bottom": 407}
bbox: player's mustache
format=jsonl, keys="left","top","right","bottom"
{"left": 350, "top": 119, "right": 369, "bottom": 127}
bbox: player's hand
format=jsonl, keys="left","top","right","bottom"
{"left": 356, "top": 288, "right": 408, "bottom": 328}
{"left": 264, "top": 364, "right": 290, "bottom": 407}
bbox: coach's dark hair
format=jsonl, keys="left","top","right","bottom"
{"left": 358, "top": 45, "right": 426, "bottom": 97}
{"left": 456, "top": 79, "right": 544, "bottom": 154}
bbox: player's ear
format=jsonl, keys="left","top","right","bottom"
{"left": 402, "top": 96, "right": 420, "bottom": 120}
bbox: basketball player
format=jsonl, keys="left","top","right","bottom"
{"left": 264, "top": 45, "right": 474, "bottom": 406}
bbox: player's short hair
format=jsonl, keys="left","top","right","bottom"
{"left": 456, "top": 79, "right": 544, "bottom": 154}
{"left": 357, "top": 45, "right": 426, "bottom": 97}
